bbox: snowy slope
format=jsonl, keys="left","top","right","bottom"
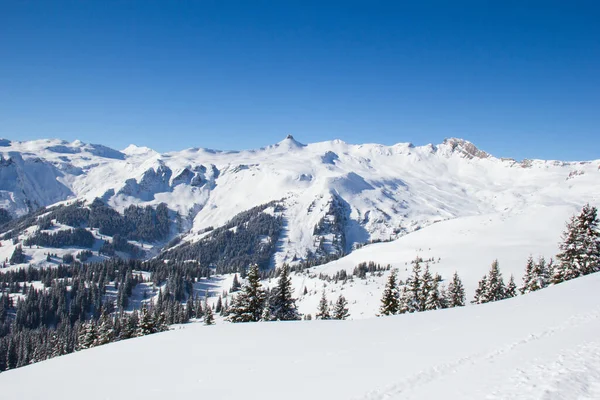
{"left": 2, "top": 272, "right": 600, "bottom": 399}
{"left": 1, "top": 136, "right": 599, "bottom": 267}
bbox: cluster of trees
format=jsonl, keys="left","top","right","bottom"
{"left": 1, "top": 200, "right": 171, "bottom": 245}
{"left": 99, "top": 234, "right": 144, "bottom": 258}
{"left": 24, "top": 228, "right": 95, "bottom": 249}
{"left": 161, "top": 202, "right": 283, "bottom": 272}
{"left": 553, "top": 203, "right": 600, "bottom": 282}
{"left": 315, "top": 291, "right": 350, "bottom": 320}
{"left": 472, "top": 261, "right": 517, "bottom": 304}
{"left": 88, "top": 199, "right": 171, "bottom": 242}
{"left": 227, "top": 265, "right": 300, "bottom": 323}
{"left": 312, "top": 194, "right": 348, "bottom": 257}
{"left": 379, "top": 260, "right": 466, "bottom": 316}
{"left": 0, "top": 209, "right": 11, "bottom": 226}
{"left": 9, "top": 246, "right": 25, "bottom": 265}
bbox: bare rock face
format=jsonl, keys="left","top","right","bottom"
{"left": 442, "top": 138, "right": 490, "bottom": 159}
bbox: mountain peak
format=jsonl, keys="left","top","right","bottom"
{"left": 439, "top": 137, "right": 490, "bottom": 159}
{"left": 274, "top": 134, "right": 306, "bottom": 150}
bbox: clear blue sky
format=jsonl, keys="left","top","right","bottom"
{"left": 1, "top": 1, "right": 599, "bottom": 160}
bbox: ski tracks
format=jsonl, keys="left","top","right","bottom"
{"left": 355, "top": 306, "right": 600, "bottom": 400}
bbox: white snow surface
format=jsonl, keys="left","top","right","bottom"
{"left": 1, "top": 136, "right": 599, "bottom": 266}
{"left": 2, "top": 272, "right": 600, "bottom": 399}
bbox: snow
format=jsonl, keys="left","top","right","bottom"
{"left": 2, "top": 272, "right": 600, "bottom": 399}
{"left": 1, "top": 136, "right": 598, "bottom": 267}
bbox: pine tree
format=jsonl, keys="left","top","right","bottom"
{"left": 203, "top": 298, "right": 215, "bottom": 326}
{"left": 485, "top": 260, "right": 506, "bottom": 302}
{"left": 261, "top": 297, "right": 272, "bottom": 321}
{"left": 316, "top": 289, "right": 331, "bottom": 320}
{"left": 424, "top": 275, "right": 443, "bottom": 311}
{"left": 137, "top": 304, "right": 155, "bottom": 336}
{"left": 95, "top": 313, "right": 114, "bottom": 346}
{"left": 404, "top": 259, "right": 422, "bottom": 313}
{"left": 215, "top": 296, "right": 223, "bottom": 314}
{"left": 472, "top": 275, "right": 487, "bottom": 304}
{"left": 378, "top": 270, "right": 399, "bottom": 316}
{"left": 445, "top": 271, "right": 465, "bottom": 307}
{"left": 555, "top": 204, "right": 600, "bottom": 283}
{"left": 230, "top": 274, "right": 241, "bottom": 292}
{"left": 77, "top": 321, "right": 97, "bottom": 350}
{"left": 332, "top": 295, "right": 350, "bottom": 320}
{"left": 505, "top": 275, "right": 517, "bottom": 298}
{"left": 268, "top": 265, "right": 300, "bottom": 321}
{"left": 420, "top": 265, "right": 434, "bottom": 311}
{"left": 520, "top": 256, "right": 536, "bottom": 294}
{"left": 228, "top": 264, "right": 266, "bottom": 323}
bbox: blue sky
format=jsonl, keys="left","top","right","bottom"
{"left": 1, "top": 1, "right": 599, "bottom": 160}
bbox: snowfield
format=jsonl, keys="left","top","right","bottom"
{"left": 2, "top": 272, "right": 599, "bottom": 400}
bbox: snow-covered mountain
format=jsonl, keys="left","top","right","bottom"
{"left": 1, "top": 136, "right": 599, "bottom": 267}
{"left": 3, "top": 269, "right": 599, "bottom": 400}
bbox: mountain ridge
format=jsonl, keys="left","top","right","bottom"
{"left": 1, "top": 135, "right": 598, "bottom": 269}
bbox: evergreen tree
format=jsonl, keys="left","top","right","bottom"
{"left": 261, "top": 297, "right": 272, "bottom": 321}
{"left": 485, "top": 260, "right": 506, "bottom": 302}
{"left": 505, "top": 275, "right": 517, "bottom": 298}
{"left": 404, "top": 259, "right": 422, "bottom": 313}
{"left": 228, "top": 264, "right": 266, "bottom": 323}
{"left": 203, "top": 299, "right": 215, "bottom": 326}
{"left": 77, "top": 321, "right": 97, "bottom": 350}
{"left": 316, "top": 289, "right": 331, "bottom": 320}
{"left": 378, "top": 270, "right": 399, "bottom": 316}
{"left": 137, "top": 305, "right": 155, "bottom": 336}
{"left": 520, "top": 256, "right": 536, "bottom": 294}
{"left": 445, "top": 271, "right": 465, "bottom": 307}
{"left": 230, "top": 274, "right": 241, "bottom": 292}
{"left": 472, "top": 275, "right": 487, "bottom": 304}
{"left": 268, "top": 265, "right": 300, "bottom": 321}
{"left": 424, "top": 275, "right": 443, "bottom": 311}
{"left": 420, "top": 265, "right": 434, "bottom": 311}
{"left": 95, "top": 314, "right": 114, "bottom": 346}
{"left": 554, "top": 204, "right": 600, "bottom": 283}
{"left": 332, "top": 295, "right": 349, "bottom": 320}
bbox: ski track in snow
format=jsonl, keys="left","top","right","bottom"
{"left": 356, "top": 306, "right": 600, "bottom": 400}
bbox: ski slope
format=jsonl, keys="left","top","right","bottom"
{"left": 2, "top": 272, "right": 599, "bottom": 399}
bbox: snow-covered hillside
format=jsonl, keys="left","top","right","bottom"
{"left": 1, "top": 136, "right": 599, "bottom": 267}
{"left": 3, "top": 271, "right": 599, "bottom": 400}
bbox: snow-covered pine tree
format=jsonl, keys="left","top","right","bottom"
{"left": 485, "top": 260, "right": 506, "bottom": 302}
{"left": 316, "top": 289, "right": 331, "bottom": 320}
{"left": 424, "top": 274, "right": 443, "bottom": 311}
{"left": 261, "top": 296, "right": 272, "bottom": 321}
{"left": 445, "top": 271, "right": 465, "bottom": 307}
{"left": 204, "top": 305, "right": 215, "bottom": 325}
{"left": 420, "top": 264, "right": 434, "bottom": 311}
{"left": 215, "top": 296, "right": 223, "bottom": 314}
{"left": 137, "top": 304, "right": 155, "bottom": 336}
{"left": 230, "top": 274, "right": 242, "bottom": 292}
{"left": 77, "top": 321, "right": 97, "bottom": 350}
{"left": 268, "top": 265, "right": 300, "bottom": 321}
{"left": 378, "top": 269, "right": 399, "bottom": 316}
{"left": 554, "top": 204, "right": 600, "bottom": 283}
{"left": 404, "top": 259, "right": 422, "bottom": 313}
{"left": 332, "top": 295, "right": 350, "bottom": 320}
{"left": 95, "top": 313, "right": 114, "bottom": 346}
{"left": 520, "top": 256, "right": 536, "bottom": 294}
{"left": 228, "top": 264, "right": 266, "bottom": 323}
{"left": 472, "top": 275, "right": 488, "bottom": 304}
{"left": 505, "top": 275, "right": 517, "bottom": 298}
{"left": 531, "top": 257, "right": 550, "bottom": 292}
